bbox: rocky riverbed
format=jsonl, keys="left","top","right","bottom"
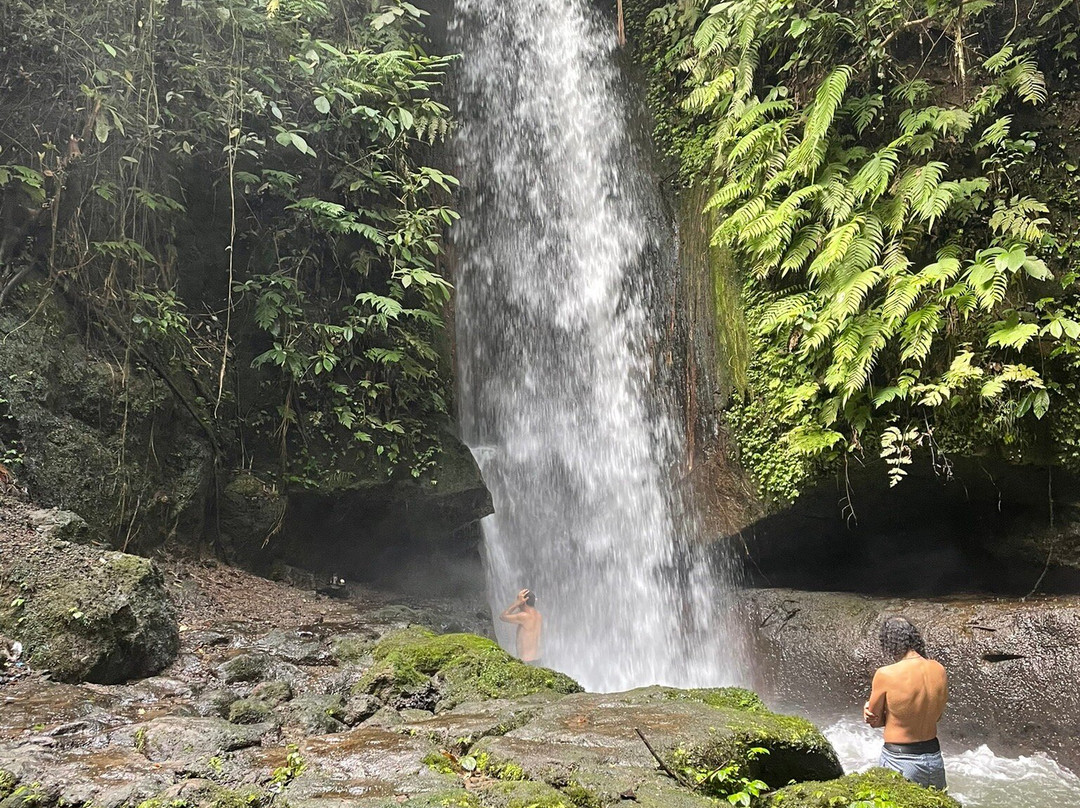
{"left": 0, "top": 500, "right": 958, "bottom": 808}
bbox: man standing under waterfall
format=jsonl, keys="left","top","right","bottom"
{"left": 500, "top": 588, "right": 542, "bottom": 665}
{"left": 863, "top": 616, "right": 949, "bottom": 789}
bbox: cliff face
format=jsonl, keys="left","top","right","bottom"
{"left": 623, "top": 0, "right": 1080, "bottom": 584}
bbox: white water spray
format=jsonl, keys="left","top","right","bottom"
{"left": 450, "top": 0, "right": 745, "bottom": 691}
{"left": 825, "top": 715, "right": 1080, "bottom": 808}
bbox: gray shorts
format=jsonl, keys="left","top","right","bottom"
{"left": 879, "top": 745, "right": 947, "bottom": 789}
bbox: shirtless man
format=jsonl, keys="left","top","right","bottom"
{"left": 863, "top": 616, "right": 948, "bottom": 789}
{"left": 499, "top": 588, "right": 542, "bottom": 665}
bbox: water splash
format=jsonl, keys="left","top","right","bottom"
{"left": 826, "top": 715, "right": 1080, "bottom": 808}
{"left": 450, "top": 0, "right": 745, "bottom": 691}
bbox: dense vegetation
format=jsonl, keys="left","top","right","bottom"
{"left": 630, "top": 0, "right": 1080, "bottom": 504}
{"left": 0, "top": 0, "right": 456, "bottom": 491}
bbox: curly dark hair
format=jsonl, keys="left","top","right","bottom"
{"left": 879, "top": 616, "right": 926, "bottom": 661}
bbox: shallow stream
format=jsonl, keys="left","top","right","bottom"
{"left": 821, "top": 714, "right": 1080, "bottom": 807}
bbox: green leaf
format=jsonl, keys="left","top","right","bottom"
{"left": 988, "top": 314, "right": 1039, "bottom": 350}
{"left": 314, "top": 96, "right": 331, "bottom": 115}
{"left": 1033, "top": 389, "right": 1050, "bottom": 419}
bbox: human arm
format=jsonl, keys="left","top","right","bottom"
{"left": 499, "top": 589, "right": 529, "bottom": 623}
{"left": 863, "top": 669, "right": 887, "bottom": 728}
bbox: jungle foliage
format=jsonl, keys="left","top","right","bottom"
{"left": 0, "top": 0, "right": 456, "bottom": 485}
{"left": 632, "top": 0, "right": 1080, "bottom": 503}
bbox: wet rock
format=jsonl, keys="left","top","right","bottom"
{"left": 118, "top": 715, "right": 272, "bottom": 773}
{"left": 0, "top": 744, "right": 173, "bottom": 808}
{"left": 193, "top": 687, "right": 239, "bottom": 718}
{"left": 341, "top": 693, "right": 381, "bottom": 726}
{"left": 252, "top": 680, "right": 294, "bottom": 706}
{"left": 763, "top": 768, "right": 959, "bottom": 807}
{"left": 370, "top": 605, "right": 431, "bottom": 626}
{"left": 354, "top": 627, "right": 582, "bottom": 712}
{"left": 252, "top": 726, "right": 457, "bottom": 805}
{"left": 401, "top": 696, "right": 552, "bottom": 752}
{"left": 743, "top": 587, "right": 1080, "bottom": 770}
{"left": 330, "top": 632, "right": 377, "bottom": 665}
{"left": 0, "top": 540, "right": 179, "bottom": 683}
{"left": 286, "top": 694, "right": 347, "bottom": 735}
{"left": 360, "top": 706, "right": 405, "bottom": 729}
{"left": 0, "top": 293, "right": 212, "bottom": 550}
{"left": 216, "top": 652, "right": 272, "bottom": 684}
{"left": 255, "top": 629, "right": 327, "bottom": 666}
{"left": 473, "top": 687, "right": 841, "bottom": 795}
{"left": 228, "top": 698, "right": 275, "bottom": 725}
{"left": 216, "top": 472, "right": 286, "bottom": 563}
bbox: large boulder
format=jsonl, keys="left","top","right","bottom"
{"left": 744, "top": 587, "right": 1080, "bottom": 771}
{"left": 354, "top": 627, "right": 582, "bottom": 711}
{"left": 472, "top": 686, "right": 842, "bottom": 798}
{"left": 0, "top": 524, "right": 180, "bottom": 683}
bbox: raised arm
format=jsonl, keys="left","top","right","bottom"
{"left": 864, "top": 669, "right": 888, "bottom": 728}
{"left": 500, "top": 589, "right": 529, "bottom": 623}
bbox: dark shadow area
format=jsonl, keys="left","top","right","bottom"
{"left": 734, "top": 457, "right": 1080, "bottom": 597}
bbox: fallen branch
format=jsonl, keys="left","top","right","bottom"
{"left": 634, "top": 728, "right": 694, "bottom": 790}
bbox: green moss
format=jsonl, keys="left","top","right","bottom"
{"left": 661, "top": 687, "right": 767, "bottom": 713}
{"left": 0, "top": 772, "right": 16, "bottom": 802}
{"left": 423, "top": 752, "right": 459, "bottom": 776}
{"left": 481, "top": 781, "right": 573, "bottom": 808}
{"left": 764, "top": 769, "right": 961, "bottom": 808}
{"left": 354, "top": 627, "right": 581, "bottom": 710}
{"left": 671, "top": 703, "right": 842, "bottom": 788}
{"left": 0, "top": 782, "right": 52, "bottom": 808}
{"left": 228, "top": 698, "right": 274, "bottom": 725}
{"left": 488, "top": 762, "right": 526, "bottom": 782}
{"left": 559, "top": 782, "right": 601, "bottom": 808}
{"left": 331, "top": 634, "right": 375, "bottom": 664}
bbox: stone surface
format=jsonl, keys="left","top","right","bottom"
{"left": 216, "top": 472, "right": 287, "bottom": 563}
{"left": 0, "top": 290, "right": 212, "bottom": 549}
{"left": 0, "top": 538, "right": 179, "bottom": 683}
{"left": 24, "top": 508, "right": 92, "bottom": 545}
{"left": 473, "top": 687, "right": 841, "bottom": 794}
{"left": 744, "top": 587, "right": 1080, "bottom": 770}
{"left": 287, "top": 694, "right": 348, "bottom": 735}
{"left": 257, "top": 727, "right": 456, "bottom": 804}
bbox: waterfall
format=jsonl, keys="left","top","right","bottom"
{"left": 450, "top": 0, "right": 746, "bottom": 691}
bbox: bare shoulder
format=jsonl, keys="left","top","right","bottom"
{"left": 926, "top": 658, "right": 947, "bottom": 677}
{"left": 874, "top": 662, "right": 899, "bottom": 679}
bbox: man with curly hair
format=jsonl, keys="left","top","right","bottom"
{"left": 863, "top": 616, "right": 948, "bottom": 789}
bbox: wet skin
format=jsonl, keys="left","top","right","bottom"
{"left": 500, "top": 588, "right": 543, "bottom": 663}
{"left": 864, "top": 652, "right": 948, "bottom": 743}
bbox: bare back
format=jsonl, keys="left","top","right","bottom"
{"left": 512, "top": 609, "right": 542, "bottom": 662}
{"left": 867, "top": 655, "right": 948, "bottom": 743}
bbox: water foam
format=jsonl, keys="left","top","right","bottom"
{"left": 825, "top": 715, "right": 1080, "bottom": 807}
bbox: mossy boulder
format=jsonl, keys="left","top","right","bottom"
{"left": 473, "top": 686, "right": 842, "bottom": 799}
{"left": 354, "top": 627, "right": 582, "bottom": 711}
{"left": 0, "top": 535, "right": 179, "bottom": 683}
{"left": 227, "top": 698, "right": 275, "bottom": 725}
{"left": 764, "top": 769, "right": 960, "bottom": 807}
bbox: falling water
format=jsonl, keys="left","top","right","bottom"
{"left": 450, "top": 0, "right": 745, "bottom": 691}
